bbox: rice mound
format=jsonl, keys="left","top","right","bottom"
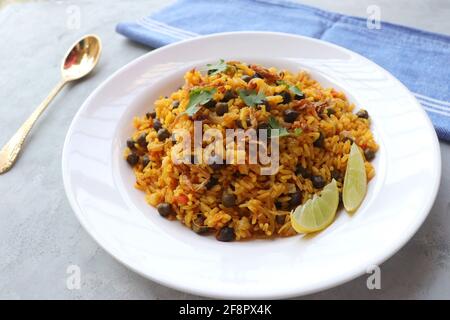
{"left": 124, "top": 61, "right": 378, "bottom": 241}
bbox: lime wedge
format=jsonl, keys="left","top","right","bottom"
{"left": 343, "top": 143, "right": 367, "bottom": 212}
{"left": 290, "top": 179, "right": 339, "bottom": 233}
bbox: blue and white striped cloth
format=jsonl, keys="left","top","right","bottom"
{"left": 116, "top": 0, "right": 450, "bottom": 141}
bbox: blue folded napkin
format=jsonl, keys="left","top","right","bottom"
{"left": 117, "top": 0, "right": 450, "bottom": 141}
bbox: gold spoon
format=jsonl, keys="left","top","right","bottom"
{"left": 0, "top": 34, "right": 102, "bottom": 174}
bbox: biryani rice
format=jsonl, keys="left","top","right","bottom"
{"left": 125, "top": 61, "right": 378, "bottom": 241}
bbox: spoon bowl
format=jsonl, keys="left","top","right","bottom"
{"left": 0, "top": 34, "right": 102, "bottom": 174}
{"left": 62, "top": 35, "right": 102, "bottom": 81}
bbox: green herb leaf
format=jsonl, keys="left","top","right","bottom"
{"left": 205, "top": 59, "right": 228, "bottom": 75}
{"left": 238, "top": 90, "right": 266, "bottom": 107}
{"left": 289, "top": 85, "right": 303, "bottom": 97}
{"left": 184, "top": 88, "right": 217, "bottom": 116}
{"left": 268, "top": 116, "right": 289, "bottom": 137}
{"left": 277, "top": 80, "right": 304, "bottom": 97}
{"left": 294, "top": 128, "right": 303, "bottom": 136}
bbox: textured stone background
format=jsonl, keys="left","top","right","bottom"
{"left": 0, "top": 0, "right": 449, "bottom": 299}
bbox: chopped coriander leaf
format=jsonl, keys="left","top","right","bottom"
{"left": 294, "top": 128, "right": 303, "bottom": 136}
{"left": 184, "top": 88, "right": 217, "bottom": 116}
{"left": 270, "top": 128, "right": 290, "bottom": 138}
{"left": 277, "top": 80, "right": 304, "bottom": 97}
{"left": 268, "top": 116, "right": 289, "bottom": 137}
{"left": 289, "top": 85, "right": 303, "bottom": 97}
{"left": 205, "top": 59, "right": 228, "bottom": 75}
{"left": 238, "top": 89, "right": 266, "bottom": 107}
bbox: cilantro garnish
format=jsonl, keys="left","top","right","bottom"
{"left": 289, "top": 86, "right": 304, "bottom": 97}
{"left": 184, "top": 88, "right": 217, "bottom": 116}
{"left": 205, "top": 59, "right": 228, "bottom": 75}
{"left": 294, "top": 128, "right": 303, "bottom": 136}
{"left": 277, "top": 80, "right": 304, "bottom": 97}
{"left": 238, "top": 90, "right": 266, "bottom": 107}
{"left": 268, "top": 116, "right": 289, "bottom": 137}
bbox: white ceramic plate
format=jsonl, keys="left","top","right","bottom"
{"left": 62, "top": 32, "right": 441, "bottom": 299}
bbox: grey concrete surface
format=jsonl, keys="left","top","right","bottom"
{"left": 0, "top": 0, "right": 449, "bottom": 299}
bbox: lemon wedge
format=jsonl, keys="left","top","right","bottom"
{"left": 290, "top": 179, "right": 339, "bottom": 233}
{"left": 343, "top": 143, "right": 367, "bottom": 212}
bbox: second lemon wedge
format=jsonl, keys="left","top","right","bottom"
{"left": 290, "top": 179, "right": 339, "bottom": 233}
{"left": 343, "top": 143, "right": 367, "bottom": 213}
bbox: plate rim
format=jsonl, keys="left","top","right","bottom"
{"left": 62, "top": 31, "right": 441, "bottom": 299}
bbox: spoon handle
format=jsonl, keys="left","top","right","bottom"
{"left": 0, "top": 80, "right": 66, "bottom": 174}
